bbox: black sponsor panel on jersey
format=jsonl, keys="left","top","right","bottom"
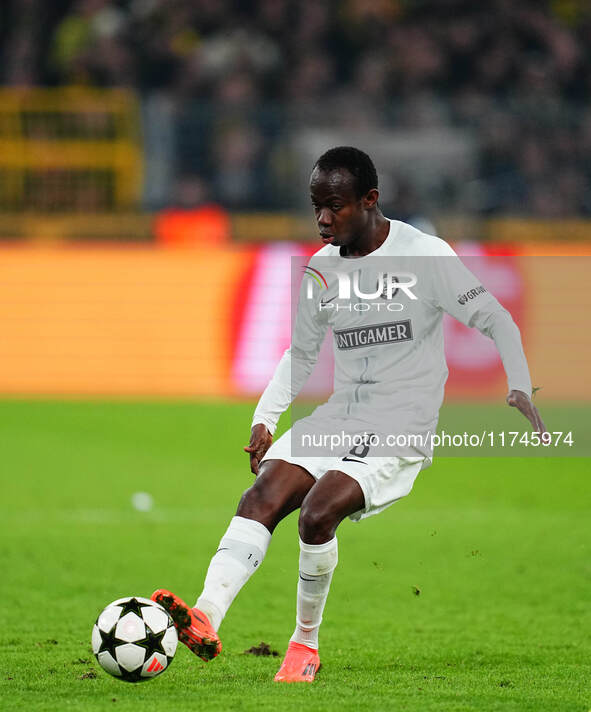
{"left": 334, "top": 320, "right": 413, "bottom": 350}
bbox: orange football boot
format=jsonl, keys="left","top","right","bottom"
{"left": 274, "top": 641, "right": 320, "bottom": 683}
{"left": 151, "top": 589, "right": 221, "bottom": 661}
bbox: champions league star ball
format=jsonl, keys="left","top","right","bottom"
{"left": 92, "top": 596, "right": 178, "bottom": 682}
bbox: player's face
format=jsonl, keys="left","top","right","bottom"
{"left": 309, "top": 168, "right": 375, "bottom": 248}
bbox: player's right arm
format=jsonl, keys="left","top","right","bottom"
{"left": 244, "top": 265, "right": 329, "bottom": 474}
{"left": 244, "top": 423, "right": 274, "bottom": 475}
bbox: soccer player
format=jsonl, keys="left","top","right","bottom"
{"left": 152, "top": 147, "right": 546, "bottom": 682}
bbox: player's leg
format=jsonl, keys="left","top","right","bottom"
{"left": 235, "top": 458, "right": 315, "bottom": 532}
{"left": 195, "top": 459, "right": 315, "bottom": 628}
{"left": 275, "top": 470, "right": 364, "bottom": 682}
{"left": 153, "top": 459, "right": 314, "bottom": 661}
{"left": 298, "top": 468, "right": 365, "bottom": 544}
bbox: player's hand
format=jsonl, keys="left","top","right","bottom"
{"left": 506, "top": 389, "right": 547, "bottom": 434}
{"left": 244, "top": 423, "right": 273, "bottom": 475}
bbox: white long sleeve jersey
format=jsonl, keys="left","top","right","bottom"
{"left": 253, "top": 220, "right": 531, "bottom": 458}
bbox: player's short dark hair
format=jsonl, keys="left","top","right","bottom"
{"left": 313, "top": 146, "right": 378, "bottom": 199}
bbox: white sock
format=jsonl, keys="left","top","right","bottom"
{"left": 290, "top": 537, "right": 338, "bottom": 650}
{"left": 195, "top": 516, "right": 271, "bottom": 631}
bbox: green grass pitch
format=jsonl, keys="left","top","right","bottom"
{"left": 0, "top": 400, "right": 589, "bottom": 711}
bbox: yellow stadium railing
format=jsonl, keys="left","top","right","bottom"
{"left": 0, "top": 87, "right": 142, "bottom": 211}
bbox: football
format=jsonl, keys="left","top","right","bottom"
{"left": 91, "top": 596, "right": 178, "bottom": 682}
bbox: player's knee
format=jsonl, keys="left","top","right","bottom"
{"left": 236, "top": 482, "right": 281, "bottom": 529}
{"left": 298, "top": 501, "right": 338, "bottom": 544}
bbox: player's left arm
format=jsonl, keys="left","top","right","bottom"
{"left": 506, "top": 388, "right": 546, "bottom": 433}
{"left": 429, "top": 244, "right": 547, "bottom": 433}
{"left": 470, "top": 308, "right": 547, "bottom": 433}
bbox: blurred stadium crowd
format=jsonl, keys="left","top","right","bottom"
{"left": 2, "top": 0, "right": 591, "bottom": 216}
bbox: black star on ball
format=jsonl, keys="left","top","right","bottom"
{"left": 135, "top": 627, "right": 167, "bottom": 657}
{"left": 97, "top": 625, "right": 119, "bottom": 660}
{"left": 119, "top": 667, "right": 145, "bottom": 683}
{"left": 118, "top": 598, "right": 152, "bottom": 618}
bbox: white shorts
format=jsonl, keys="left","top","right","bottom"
{"left": 261, "top": 427, "right": 426, "bottom": 522}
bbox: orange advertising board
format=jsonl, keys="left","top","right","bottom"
{"left": 0, "top": 244, "right": 589, "bottom": 400}
{"left": 0, "top": 246, "right": 255, "bottom": 396}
